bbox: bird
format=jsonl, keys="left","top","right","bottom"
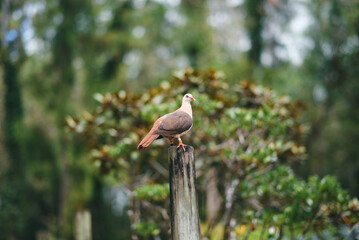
{"left": 137, "top": 93, "right": 196, "bottom": 151}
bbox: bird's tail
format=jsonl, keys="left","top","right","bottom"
{"left": 137, "top": 132, "right": 160, "bottom": 150}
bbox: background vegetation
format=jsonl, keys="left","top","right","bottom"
{"left": 1, "top": 0, "right": 359, "bottom": 239}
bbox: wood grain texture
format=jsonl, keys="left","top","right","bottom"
{"left": 168, "top": 146, "right": 201, "bottom": 240}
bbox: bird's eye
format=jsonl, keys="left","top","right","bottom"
{"left": 186, "top": 95, "right": 189, "bottom": 98}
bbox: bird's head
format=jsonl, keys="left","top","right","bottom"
{"left": 183, "top": 93, "right": 197, "bottom": 103}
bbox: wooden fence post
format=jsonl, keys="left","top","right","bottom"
{"left": 169, "top": 146, "right": 201, "bottom": 240}
{"left": 36, "top": 230, "right": 49, "bottom": 240}
{"left": 75, "top": 210, "right": 92, "bottom": 240}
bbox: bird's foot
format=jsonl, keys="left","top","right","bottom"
{"left": 177, "top": 141, "right": 186, "bottom": 151}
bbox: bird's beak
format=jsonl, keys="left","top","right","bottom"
{"left": 191, "top": 97, "right": 197, "bottom": 102}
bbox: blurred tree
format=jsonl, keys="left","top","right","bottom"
{"left": 245, "top": 0, "right": 265, "bottom": 65}
{"left": 1, "top": 0, "right": 359, "bottom": 239}
{"left": 0, "top": 57, "right": 28, "bottom": 239}
{"left": 303, "top": 0, "right": 359, "bottom": 196}
{"left": 67, "top": 68, "right": 358, "bottom": 239}
{"left": 179, "top": 0, "right": 212, "bottom": 67}
{"left": 0, "top": 0, "right": 29, "bottom": 238}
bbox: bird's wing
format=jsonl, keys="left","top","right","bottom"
{"left": 137, "top": 115, "right": 166, "bottom": 150}
{"left": 154, "top": 110, "right": 192, "bottom": 136}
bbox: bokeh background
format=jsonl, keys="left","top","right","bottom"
{"left": 1, "top": 0, "right": 359, "bottom": 239}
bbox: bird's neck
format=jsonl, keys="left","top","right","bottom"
{"left": 179, "top": 101, "right": 192, "bottom": 118}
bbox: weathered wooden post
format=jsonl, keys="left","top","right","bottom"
{"left": 74, "top": 210, "right": 92, "bottom": 240}
{"left": 36, "top": 230, "right": 49, "bottom": 240}
{"left": 168, "top": 146, "right": 201, "bottom": 240}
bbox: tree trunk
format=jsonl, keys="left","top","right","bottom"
{"left": 0, "top": 60, "right": 7, "bottom": 168}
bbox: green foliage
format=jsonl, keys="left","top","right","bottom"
{"left": 133, "top": 220, "right": 160, "bottom": 238}
{"left": 303, "top": 0, "right": 359, "bottom": 197}
{"left": 240, "top": 166, "right": 358, "bottom": 237}
{"left": 67, "top": 68, "right": 358, "bottom": 239}
{"left": 134, "top": 184, "right": 170, "bottom": 201}
{"left": 2, "top": 0, "right": 359, "bottom": 238}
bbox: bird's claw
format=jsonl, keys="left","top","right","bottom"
{"left": 177, "top": 142, "right": 186, "bottom": 151}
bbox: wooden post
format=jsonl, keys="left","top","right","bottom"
{"left": 36, "top": 231, "right": 49, "bottom": 240}
{"left": 168, "top": 146, "right": 201, "bottom": 240}
{"left": 75, "top": 210, "right": 92, "bottom": 240}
